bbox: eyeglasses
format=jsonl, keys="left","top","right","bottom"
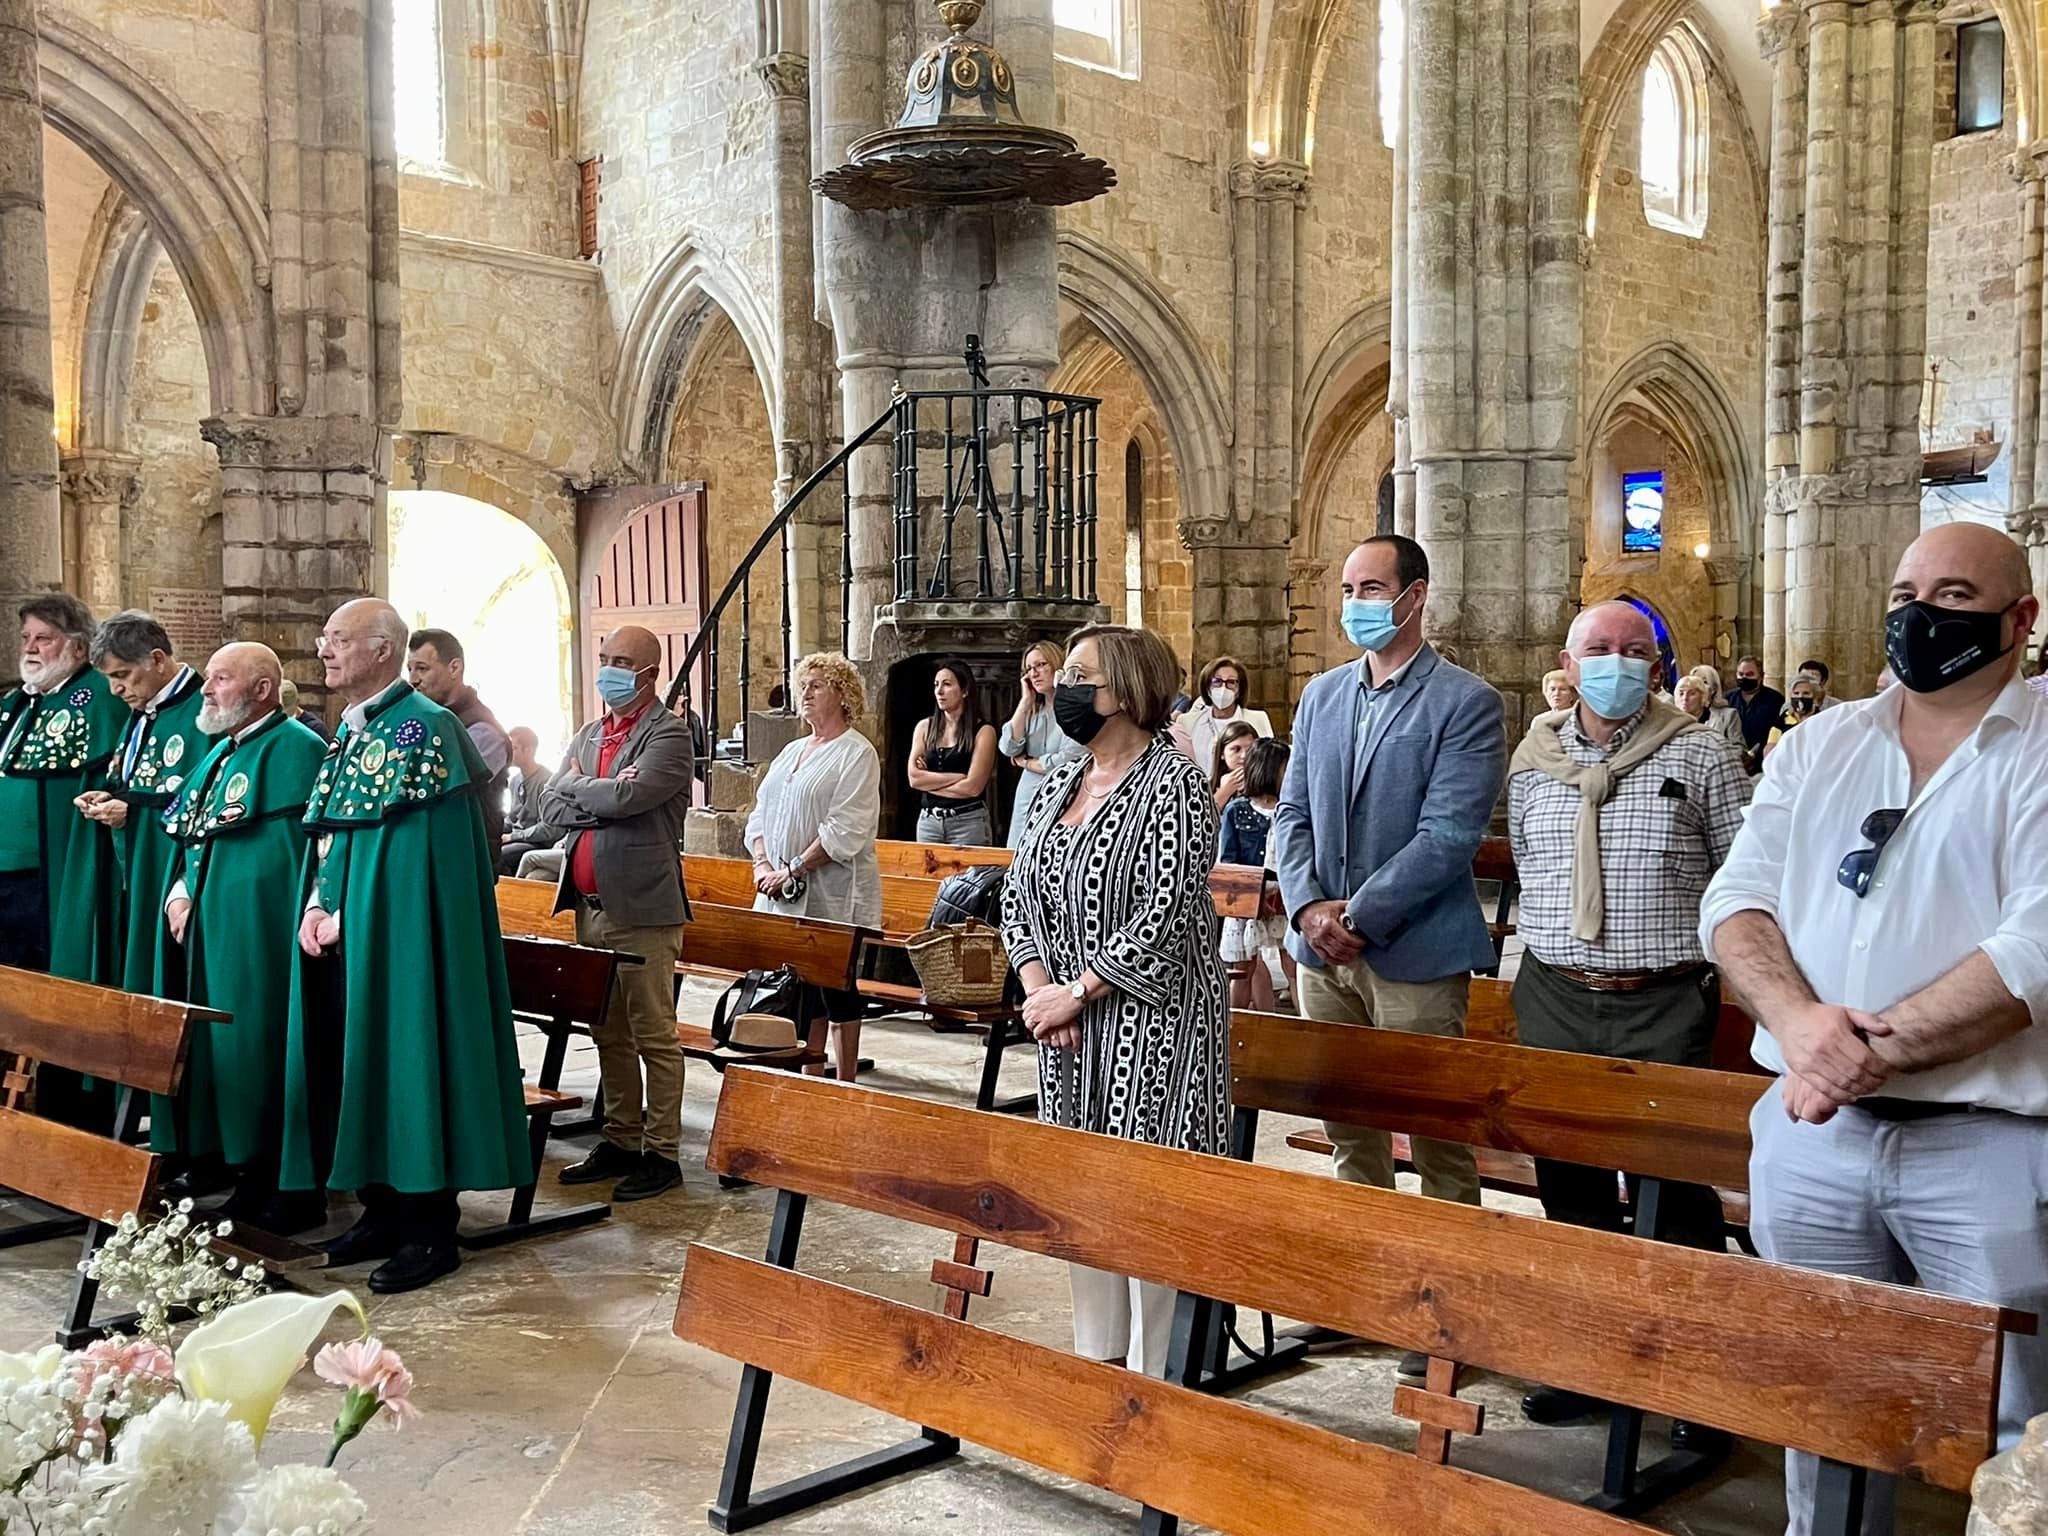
{"left": 1836, "top": 808, "right": 1906, "bottom": 899}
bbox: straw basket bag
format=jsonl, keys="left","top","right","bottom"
{"left": 904, "top": 919, "right": 1011, "bottom": 1007}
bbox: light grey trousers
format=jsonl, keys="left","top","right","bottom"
{"left": 1748, "top": 1083, "right": 2048, "bottom": 1535}
{"left": 1068, "top": 1263, "right": 1176, "bottom": 1376}
{"left": 915, "top": 805, "right": 992, "bottom": 847}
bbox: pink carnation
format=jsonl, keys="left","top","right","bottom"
{"left": 314, "top": 1337, "right": 420, "bottom": 1427}
{"left": 78, "top": 1339, "right": 175, "bottom": 1384}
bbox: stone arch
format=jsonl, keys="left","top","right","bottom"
{"left": 1056, "top": 230, "right": 1230, "bottom": 533}
{"left": 610, "top": 234, "right": 779, "bottom": 480}
{"left": 37, "top": 13, "right": 271, "bottom": 418}
{"left": 1580, "top": 1, "right": 1767, "bottom": 241}
{"left": 1581, "top": 338, "right": 1760, "bottom": 653}
{"left": 68, "top": 194, "right": 161, "bottom": 453}
{"left": 388, "top": 431, "right": 579, "bottom": 583}
{"left": 1297, "top": 300, "right": 1393, "bottom": 552}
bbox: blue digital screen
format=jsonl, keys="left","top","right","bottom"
{"left": 1622, "top": 471, "right": 1665, "bottom": 554}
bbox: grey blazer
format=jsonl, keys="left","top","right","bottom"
{"left": 1272, "top": 643, "right": 1506, "bottom": 982}
{"left": 542, "top": 705, "right": 694, "bottom": 928}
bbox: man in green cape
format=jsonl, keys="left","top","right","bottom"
{"left": 280, "top": 598, "right": 531, "bottom": 1294}
{"left": 78, "top": 610, "right": 213, "bottom": 1002}
{"left": 155, "top": 643, "right": 327, "bottom": 1234}
{"left": 0, "top": 594, "right": 126, "bottom": 984}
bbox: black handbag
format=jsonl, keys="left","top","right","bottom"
{"left": 710, "top": 965, "right": 808, "bottom": 1049}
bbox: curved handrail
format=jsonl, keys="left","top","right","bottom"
{"left": 663, "top": 397, "right": 900, "bottom": 715}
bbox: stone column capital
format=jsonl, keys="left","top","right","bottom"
{"left": 1757, "top": 3, "right": 1801, "bottom": 61}
{"left": 1231, "top": 159, "right": 1310, "bottom": 206}
{"left": 58, "top": 449, "right": 143, "bottom": 508}
{"left": 755, "top": 51, "right": 809, "bottom": 101}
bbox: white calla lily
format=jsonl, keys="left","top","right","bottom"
{"left": 174, "top": 1290, "right": 365, "bottom": 1446}
{"left": 0, "top": 1344, "right": 64, "bottom": 1383}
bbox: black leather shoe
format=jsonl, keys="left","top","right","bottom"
{"left": 367, "top": 1241, "right": 459, "bottom": 1295}
{"left": 1520, "top": 1385, "right": 1613, "bottom": 1424}
{"left": 1670, "top": 1420, "right": 1733, "bottom": 1458}
{"left": 612, "top": 1155, "right": 683, "bottom": 1203}
{"left": 1397, "top": 1351, "right": 1431, "bottom": 1383}
{"left": 162, "top": 1164, "right": 235, "bottom": 1202}
{"left": 322, "top": 1213, "right": 403, "bottom": 1267}
{"left": 250, "top": 1192, "right": 329, "bottom": 1237}
{"left": 559, "top": 1142, "right": 641, "bottom": 1186}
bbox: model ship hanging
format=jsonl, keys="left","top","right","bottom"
{"left": 1919, "top": 358, "right": 2004, "bottom": 486}
{"left": 814, "top": 0, "right": 1116, "bottom": 211}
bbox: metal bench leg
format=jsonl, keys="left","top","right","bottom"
{"left": 1195, "top": 1108, "right": 1321, "bottom": 1393}
{"left": 707, "top": 1189, "right": 958, "bottom": 1533}
{"left": 1137, "top": 1289, "right": 1217, "bottom": 1536}
{"left": 974, "top": 1018, "right": 1009, "bottom": 1112}
{"left": 460, "top": 1106, "right": 611, "bottom": 1251}
{"left": 1810, "top": 1457, "right": 1867, "bottom": 1536}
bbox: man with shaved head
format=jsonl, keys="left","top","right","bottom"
{"left": 1506, "top": 601, "right": 1751, "bottom": 1442}
{"left": 1704, "top": 522, "right": 2048, "bottom": 1535}
{"left": 540, "top": 622, "right": 694, "bottom": 1202}
{"left": 280, "top": 597, "right": 530, "bottom": 1292}
{"left": 151, "top": 642, "right": 327, "bottom": 1231}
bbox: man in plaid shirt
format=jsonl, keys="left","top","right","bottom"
{"left": 1506, "top": 600, "right": 1751, "bottom": 1432}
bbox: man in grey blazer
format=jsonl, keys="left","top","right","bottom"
{"left": 1275, "top": 534, "right": 1506, "bottom": 1229}
{"left": 542, "top": 625, "right": 694, "bottom": 1202}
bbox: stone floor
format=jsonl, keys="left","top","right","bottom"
{"left": 0, "top": 977, "right": 1967, "bottom": 1534}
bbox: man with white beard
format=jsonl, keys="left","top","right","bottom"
{"left": 152, "top": 643, "right": 329, "bottom": 1230}
{"left": 0, "top": 595, "right": 127, "bottom": 982}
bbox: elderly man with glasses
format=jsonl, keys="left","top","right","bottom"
{"left": 1702, "top": 521, "right": 2048, "bottom": 1536}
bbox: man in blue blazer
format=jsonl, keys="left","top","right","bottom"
{"left": 1274, "top": 534, "right": 1506, "bottom": 1219}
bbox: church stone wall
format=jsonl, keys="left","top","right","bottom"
{"left": 123, "top": 254, "right": 221, "bottom": 607}
{"left": 1295, "top": 3, "right": 1397, "bottom": 368}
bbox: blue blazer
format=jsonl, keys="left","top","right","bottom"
{"left": 1273, "top": 644, "right": 1506, "bottom": 982}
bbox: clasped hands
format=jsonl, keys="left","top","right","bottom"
{"left": 1771, "top": 1000, "right": 1895, "bottom": 1125}
{"left": 72, "top": 790, "right": 128, "bottom": 829}
{"left": 1298, "top": 900, "right": 1363, "bottom": 966}
{"left": 298, "top": 905, "right": 342, "bottom": 956}
{"left": 1020, "top": 980, "right": 1084, "bottom": 1051}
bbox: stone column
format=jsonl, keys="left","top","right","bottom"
{"left": 1762, "top": 0, "right": 1938, "bottom": 694}
{"left": 1402, "top": 0, "right": 1580, "bottom": 723}
{"left": 0, "top": 0, "right": 62, "bottom": 638}
{"left": 1758, "top": 4, "right": 1807, "bottom": 683}
{"left": 59, "top": 450, "right": 141, "bottom": 615}
{"left": 1286, "top": 554, "right": 1328, "bottom": 702}
{"left": 2014, "top": 143, "right": 2048, "bottom": 612}
{"left": 1967, "top": 1411, "right": 2048, "bottom": 1535}
{"left": 1387, "top": 79, "right": 1414, "bottom": 536}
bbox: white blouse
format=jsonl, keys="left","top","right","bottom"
{"left": 743, "top": 730, "right": 882, "bottom": 928}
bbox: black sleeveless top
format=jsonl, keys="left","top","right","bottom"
{"left": 920, "top": 741, "right": 972, "bottom": 811}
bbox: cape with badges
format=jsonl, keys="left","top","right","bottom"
{"left": 0, "top": 671, "right": 128, "bottom": 982}
{"left": 149, "top": 712, "right": 325, "bottom": 1166}
{"left": 278, "top": 681, "right": 530, "bottom": 1194}
{"left": 108, "top": 668, "right": 212, "bottom": 997}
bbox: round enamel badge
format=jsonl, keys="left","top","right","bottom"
{"left": 43, "top": 708, "right": 72, "bottom": 738}
{"left": 224, "top": 772, "right": 250, "bottom": 804}
{"left": 163, "top": 734, "right": 185, "bottom": 767}
{"left": 359, "top": 738, "right": 389, "bottom": 774}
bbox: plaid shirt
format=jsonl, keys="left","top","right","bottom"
{"left": 1508, "top": 707, "right": 1753, "bottom": 972}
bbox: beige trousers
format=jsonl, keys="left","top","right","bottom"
{"left": 1295, "top": 959, "right": 1480, "bottom": 1206}
{"left": 574, "top": 903, "right": 686, "bottom": 1162}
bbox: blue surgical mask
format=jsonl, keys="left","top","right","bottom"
{"left": 1574, "top": 654, "right": 1652, "bottom": 720}
{"left": 595, "top": 664, "right": 650, "bottom": 709}
{"left": 1341, "top": 584, "right": 1415, "bottom": 653}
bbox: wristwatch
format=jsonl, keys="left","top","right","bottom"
{"left": 1340, "top": 914, "right": 1359, "bottom": 935}
{"left": 1068, "top": 979, "right": 1088, "bottom": 1003}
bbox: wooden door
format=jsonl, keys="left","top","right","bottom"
{"left": 586, "top": 488, "right": 711, "bottom": 733}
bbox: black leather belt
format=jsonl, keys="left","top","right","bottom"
{"left": 1856, "top": 1097, "right": 1972, "bottom": 1122}
{"left": 923, "top": 803, "right": 982, "bottom": 818}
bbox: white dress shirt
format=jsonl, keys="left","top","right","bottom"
{"left": 1699, "top": 675, "right": 2048, "bottom": 1114}
{"left": 1180, "top": 703, "right": 1274, "bottom": 778}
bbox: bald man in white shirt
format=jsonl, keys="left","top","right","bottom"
{"left": 1700, "top": 521, "right": 2048, "bottom": 1536}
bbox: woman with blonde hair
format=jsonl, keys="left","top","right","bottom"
{"left": 745, "top": 653, "right": 881, "bottom": 1080}
{"left": 999, "top": 639, "right": 1081, "bottom": 847}
{"left": 1003, "top": 623, "right": 1229, "bottom": 1376}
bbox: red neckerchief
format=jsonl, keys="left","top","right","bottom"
{"left": 600, "top": 700, "right": 651, "bottom": 752}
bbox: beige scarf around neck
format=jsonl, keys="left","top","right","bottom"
{"left": 1510, "top": 699, "right": 1704, "bottom": 943}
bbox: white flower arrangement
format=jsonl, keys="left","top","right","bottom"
{"left": 1, "top": 1204, "right": 418, "bottom": 1536}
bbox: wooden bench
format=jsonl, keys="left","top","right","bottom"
{"left": 873, "top": 838, "right": 1269, "bottom": 920}
{"left": 679, "top": 1067, "right": 2024, "bottom": 1536}
{"left": 1472, "top": 835, "right": 1519, "bottom": 975}
{"left": 1228, "top": 1005, "right": 1772, "bottom": 1511}
{"left": 0, "top": 965, "right": 254, "bottom": 1344}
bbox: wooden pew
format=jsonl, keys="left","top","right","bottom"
{"left": 1472, "top": 835, "right": 1519, "bottom": 975}
{"left": 0, "top": 966, "right": 228, "bottom": 1344}
{"left": 1227, "top": 1007, "right": 1774, "bottom": 1510}
{"left": 872, "top": 839, "right": 1268, "bottom": 921}
{"left": 680, "top": 1068, "right": 2022, "bottom": 1536}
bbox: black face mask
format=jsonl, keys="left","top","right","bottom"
{"left": 1053, "top": 682, "right": 1111, "bottom": 745}
{"left": 1885, "top": 600, "right": 2014, "bottom": 694}
{"left": 1737, "top": 677, "right": 1760, "bottom": 694}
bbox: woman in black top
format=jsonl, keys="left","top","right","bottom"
{"left": 908, "top": 657, "right": 999, "bottom": 845}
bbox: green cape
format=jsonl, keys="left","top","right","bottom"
{"left": 280, "top": 681, "right": 530, "bottom": 1194}
{"left": 149, "top": 712, "right": 325, "bottom": 1166}
{"left": 108, "top": 667, "right": 214, "bottom": 998}
{"left": 0, "top": 669, "right": 129, "bottom": 982}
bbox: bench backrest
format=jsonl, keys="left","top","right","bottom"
{"left": 495, "top": 876, "right": 577, "bottom": 942}
{"left": 681, "top": 902, "right": 868, "bottom": 992}
{"left": 703, "top": 1067, "right": 2011, "bottom": 1491}
{"left": 1461, "top": 975, "right": 1763, "bottom": 1076}
{"left": 685, "top": 855, "right": 936, "bottom": 939}
{"left": 1230, "top": 1009, "right": 1766, "bottom": 1191}
{"left": 0, "top": 965, "right": 222, "bottom": 1225}
{"left": 502, "top": 935, "right": 621, "bottom": 1023}
{"left": 1472, "top": 836, "right": 1517, "bottom": 886}
{"left": 874, "top": 839, "right": 1011, "bottom": 879}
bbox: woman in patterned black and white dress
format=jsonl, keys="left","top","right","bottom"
{"left": 1001, "top": 624, "right": 1230, "bottom": 1377}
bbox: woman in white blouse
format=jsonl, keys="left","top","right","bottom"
{"left": 1176, "top": 654, "right": 1272, "bottom": 773}
{"left": 745, "top": 652, "right": 882, "bottom": 1080}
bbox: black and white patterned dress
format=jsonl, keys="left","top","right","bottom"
{"left": 1001, "top": 736, "right": 1230, "bottom": 1154}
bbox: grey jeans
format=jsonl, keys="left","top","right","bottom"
{"left": 1749, "top": 1084, "right": 2048, "bottom": 1535}
{"left": 916, "top": 805, "right": 993, "bottom": 847}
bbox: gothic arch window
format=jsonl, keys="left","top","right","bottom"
{"left": 1378, "top": 0, "right": 1404, "bottom": 150}
{"left": 1056, "top": 0, "right": 1140, "bottom": 78}
{"left": 1641, "top": 29, "right": 1710, "bottom": 239}
{"left": 393, "top": 0, "right": 487, "bottom": 181}
{"left": 1124, "top": 437, "right": 1146, "bottom": 626}
{"left": 393, "top": 0, "right": 448, "bottom": 168}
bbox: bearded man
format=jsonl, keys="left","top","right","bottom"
{"left": 152, "top": 643, "right": 328, "bottom": 1232}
